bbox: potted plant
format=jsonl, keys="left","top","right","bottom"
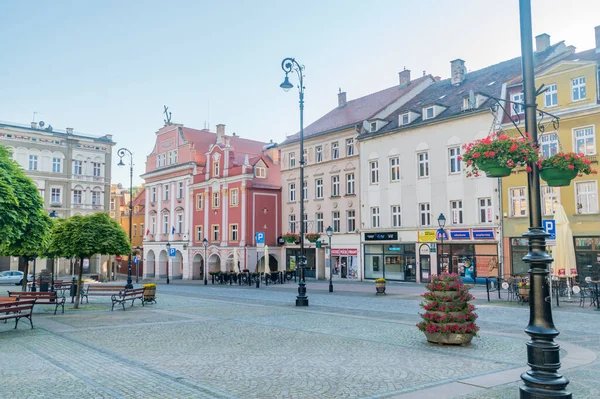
{"left": 375, "top": 278, "right": 386, "bottom": 295}
{"left": 282, "top": 233, "right": 300, "bottom": 244}
{"left": 142, "top": 283, "right": 157, "bottom": 304}
{"left": 461, "top": 133, "right": 538, "bottom": 178}
{"left": 305, "top": 233, "right": 321, "bottom": 243}
{"left": 539, "top": 152, "right": 597, "bottom": 187}
{"left": 518, "top": 280, "right": 530, "bottom": 302}
{"left": 417, "top": 273, "right": 479, "bottom": 345}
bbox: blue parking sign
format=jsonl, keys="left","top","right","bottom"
{"left": 543, "top": 220, "right": 556, "bottom": 240}
{"left": 169, "top": 247, "right": 176, "bottom": 257}
{"left": 255, "top": 232, "right": 265, "bottom": 245}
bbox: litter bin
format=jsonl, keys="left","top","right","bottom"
{"left": 39, "top": 275, "right": 50, "bottom": 292}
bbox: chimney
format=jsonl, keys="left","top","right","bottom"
{"left": 595, "top": 25, "right": 600, "bottom": 53}
{"left": 66, "top": 127, "right": 74, "bottom": 134}
{"left": 450, "top": 59, "right": 466, "bottom": 86}
{"left": 398, "top": 68, "right": 411, "bottom": 86}
{"left": 30, "top": 122, "right": 38, "bottom": 129}
{"left": 338, "top": 89, "right": 347, "bottom": 107}
{"left": 216, "top": 124, "right": 225, "bottom": 144}
{"left": 535, "top": 33, "right": 550, "bottom": 52}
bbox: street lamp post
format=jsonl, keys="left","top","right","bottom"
{"left": 280, "top": 57, "right": 308, "bottom": 307}
{"left": 326, "top": 226, "right": 333, "bottom": 293}
{"left": 49, "top": 210, "right": 58, "bottom": 291}
{"left": 31, "top": 257, "right": 37, "bottom": 292}
{"left": 518, "top": 1, "right": 570, "bottom": 397}
{"left": 437, "top": 214, "right": 446, "bottom": 274}
{"left": 202, "top": 238, "right": 208, "bottom": 285}
{"left": 117, "top": 148, "right": 134, "bottom": 290}
{"left": 166, "top": 242, "right": 171, "bottom": 284}
{"left": 135, "top": 246, "right": 141, "bottom": 283}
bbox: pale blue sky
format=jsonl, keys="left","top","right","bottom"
{"left": 1, "top": 0, "right": 598, "bottom": 186}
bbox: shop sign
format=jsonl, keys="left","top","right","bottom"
{"left": 364, "top": 232, "right": 398, "bottom": 241}
{"left": 419, "top": 244, "right": 431, "bottom": 255}
{"left": 450, "top": 230, "right": 471, "bottom": 240}
{"left": 331, "top": 248, "right": 358, "bottom": 256}
{"left": 418, "top": 230, "right": 436, "bottom": 242}
{"left": 472, "top": 230, "right": 495, "bottom": 239}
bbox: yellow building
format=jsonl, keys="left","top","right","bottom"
{"left": 118, "top": 187, "right": 146, "bottom": 278}
{"left": 500, "top": 38, "right": 600, "bottom": 280}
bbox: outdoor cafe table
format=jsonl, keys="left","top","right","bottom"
{"left": 592, "top": 280, "right": 600, "bottom": 311}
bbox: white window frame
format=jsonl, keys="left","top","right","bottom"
{"left": 478, "top": 198, "right": 493, "bottom": 224}
{"left": 213, "top": 160, "right": 220, "bottom": 177}
{"left": 371, "top": 207, "right": 380, "bottom": 228}
{"left": 315, "top": 179, "right": 323, "bottom": 199}
{"left": 289, "top": 152, "right": 296, "bottom": 168}
{"left": 450, "top": 200, "right": 464, "bottom": 225}
{"left": 510, "top": 187, "right": 528, "bottom": 217}
{"left": 315, "top": 146, "right": 323, "bottom": 163}
{"left": 346, "top": 173, "right": 355, "bottom": 195}
{"left": 575, "top": 181, "right": 598, "bottom": 214}
{"left": 28, "top": 155, "right": 38, "bottom": 171}
{"left": 93, "top": 162, "right": 101, "bottom": 177}
{"left": 541, "top": 132, "right": 559, "bottom": 158}
{"left": 230, "top": 189, "right": 239, "bottom": 206}
{"left": 92, "top": 191, "right": 101, "bottom": 205}
{"left": 511, "top": 93, "right": 524, "bottom": 115}
{"left": 212, "top": 225, "right": 220, "bottom": 242}
{"left": 544, "top": 83, "right": 558, "bottom": 107}
{"left": 163, "top": 214, "right": 169, "bottom": 234}
{"left": 369, "top": 160, "right": 379, "bottom": 184}
{"left": 52, "top": 157, "right": 61, "bottom": 173}
{"left": 315, "top": 212, "right": 323, "bottom": 233}
{"left": 449, "top": 147, "right": 461, "bottom": 174}
{"left": 391, "top": 205, "right": 401, "bottom": 227}
{"left": 212, "top": 191, "right": 220, "bottom": 208}
{"left": 400, "top": 113, "right": 410, "bottom": 125}
{"left": 289, "top": 183, "right": 296, "bottom": 202}
{"left": 196, "top": 194, "right": 203, "bottom": 209}
{"left": 151, "top": 216, "right": 156, "bottom": 234}
{"left": 331, "top": 176, "right": 340, "bottom": 197}
{"left": 73, "top": 189, "right": 82, "bottom": 204}
{"left": 230, "top": 224, "right": 238, "bottom": 241}
{"left": 151, "top": 187, "right": 157, "bottom": 203}
{"left": 332, "top": 211, "right": 341, "bottom": 233}
{"left": 302, "top": 180, "right": 308, "bottom": 201}
{"left": 346, "top": 138, "right": 354, "bottom": 156}
{"left": 389, "top": 157, "right": 400, "bottom": 182}
{"left": 347, "top": 210, "right": 356, "bottom": 232}
{"left": 288, "top": 214, "right": 296, "bottom": 233}
{"left": 424, "top": 106, "right": 435, "bottom": 120}
{"left": 73, "top": 160, "right": 83, "bottom": 175}
{"left": 196, "top": 226, "right": 203, "bottom": 242}
{"left": 419, "top": 203, "right": 431, "bottom": 226}
{"left": 178, "top": 181, "right": 184, "bottom": 198}
{"left": 541, "top": 186, "right": 560, "bottom": 216}
{"left": 370, "top": 122, "right": 377, "bottom": 132}
{"left": 331, "top": 142, "right": 339, "bottom": 160}
{"left": 51, "top": 188, "right": 61, "bottom": 204}
{"left": 177, "top": 213, "right": 183, "bottom": 234}
{"left": 417, "top": 152, "right": 429, "bottom": 178}
{"left": 255, "top": 166, "right": 266, "bottom": 178}
{"left": 573, "top": 126, "right": 596, "bottom": 156}
{"left": 163, "top": 184, "right": 169, "bottom": 201}
{"left": 572, "top": 76, "right": 586, "bottom": 102}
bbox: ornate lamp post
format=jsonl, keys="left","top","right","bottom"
{"left": 49, "top": 210, "right": 58, "bottom": 291}
{"left": 437, "top": 213, "right": 446, "bottom": 274}
{"left": 117, "top": 148, "right": 134, "bottom": 289}
{"left": 166, "top": 242, "right": 171, "bottom": 284}
{"left": 30, "top": 256, "right": 37, "bottom": 292}
{"left": 518, "top": 0, "right": 570, "bottom": 397}
{"left": 280, "top": 57, "right": 308, "bottom": 307}
{"left": 203, "top": 238, "right": 208, "bottom": 285}
{"left": 135, "top": 246, "right": 141, "bottom": 283}
{"left": 326, "top": 226, "right": 334, "bottom": 293}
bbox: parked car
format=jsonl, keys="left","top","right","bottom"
{"left": 0, "top": 270, "right": 34, "bottom": 285}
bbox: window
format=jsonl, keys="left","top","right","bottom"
{"left": 151, "top": 216, "right": 156, "bottom": 234}
{"left": 315, "top": 146, "right": 323, "bottom": 163}
{"left": 196, "top": 226, "right": 203, "bottom": 242}
{"left": 544, "top": 84, "right": 558, "bottom": 107}
{"left": 449, "top": 147, "right": 461, "bottom": 174}
{"left": 168, "top": 151, "right": 175, "bottom": 165}
{"left": 478, "top": 198, "right": 493, "bottom": 223}
{"left": 289, "top": 152, "right": 296, "bottom": 168}
{"left": 576, "top": 181, "right": 598, "bottom": 214}
{"left": 346, "top": 138, "right": 354, "bottom": 156}
{"left": 151, "top": 187, "right": 157, "bottom": 203}
{"left": 332, "top": 211, "right": 340, "bottom": 233}
{"left": 230, "top": 224, "right": 238, "bottom": 241}
{"left": 424, "top": 106, "right": 435, "bottom": 120}
{"left": 288, "top": 214, "right": 296, "bottom": 233}
{"left": 28, "top": 155, "right": 38, "bottom": 171}
{"left": 391, "top": 205, "right": 401, "bottom": 227}
{"left": 400, "top": 113, "right": 409, "bottom": 125}
{"left": 133, "top": 225, "right": 137, "bottom": 237}
{"left": 347, "top": 210, "right": 356, "bottom": 232}
{"left": 213, "top": 160, "right": 220, "bottom": 176}
{"left": 389, "top": 157, "right": 400, "bottom": 182}
{"left": 73, "top": 189, "right": 82, "bottom": 204}
{"left": 110, "top": 199, "right": 115, "bottom": 210}
{"left": 156, "top": 154, "right": 166, "bottom": 167}
{"left": 302, "top": 180, "right": 307, "bottom": 201}
{"left": 417, "top": 152, "right": 429, "bottom": 178}
{"left": 163, "top": 184, "right": 170, "bottom": 200}
{"left": 371, "top": 207, "right": 380, "bottom": 228}
{"left": 212, "top": 225, "right": 220, "bottom": 242}
{"left": 163, "top": 214, "right": 169, "bottom": 234}
{"left": 315, "top": 179, "right": 323, "bottom": 199}
{"left": 541, "top": 186, "right": 560, "bottom": 216}
{"left": 541, "top": 133, "right": 559, "bottom": 158}
{"left": 303, "top": 149, "right": 308, "bottom": 164}
{"left": 346, "top": 173, "right": 355, "bottom": 195}
{"left": 289, "top": 183, "right": 296, "bottom": 202}
{"left": 315, "top": 212, "right": 323, "bottom": 233}
{"left": 419, "top": 203, "right": 431, "bottom": 226}
{"left": 572, "top": 77, "right": 586, "bottom": 101}
{"left": 255, "top": 167, "right": 266, "bottom": 178}
{"left": 510, "top": 187, "right": 528, "bottom": 217}
{"left": 177, "top": 214, "right": 183, "bottom": 234}
{"left": 92, "top": 191, "right": 101, "bottom": 205}
{"left": 512, "top": 93, "right": 524, "bottom": 115}
{"left": 52, "top": 157, "right": 62, "bottom": 173}
{"left": 51, "top": 188, "right": 61, "bottom": 204}
{"left": 331, "top": 142, "right": 339, "bottom": 159}
{"left": 303, "top": 213, "right": 308, "bottom": 233}
{"left": 178, "top": 182, "right": 184, "bottom": 199}
{"left": 172, "top": 150, "right": 178, "bottom": 164}
{"left": 140, "top": 223, "right": 144, "bottom": 236}
{"left": 93, "top": 162, "right": 101, "bottom": 177}
{"left": 196, "top": 194, "right": 203, "bottom": 209}
{"left": 574, "top": 126, "right": 595, "bottom": 155}
{"left": 450, "top": 200, "right": 463, "bottom": 224}
{"left": 73, "top": 160, "right": 83, "bottom": 175}
{"left": 331, "top": 176, "right": 340, "bottom": 197}
{"left": 230, "top": 189, "right": 239, "bottom": 206}
{"left": 370, "top": 122, "right": 377, "bottom": 132}
{"left": 369, "top": 160, "right": 379, "bottom": 184}
{"left": 212, "top": 191, "right": 220, "bottom": 208}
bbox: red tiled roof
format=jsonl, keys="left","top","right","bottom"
{"left": 132, "top": 188, "right": 145, "bottom": 207}
{"left": 181, "top": 127, "right": 268, "bottom": 165}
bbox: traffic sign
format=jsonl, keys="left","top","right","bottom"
{"left": 255, "top": 232, "right": 265, "bottom": 247}
{"left": 115, "top": 255, "right": 123, "bottom": 262}
{"left": 436, "top": 229, "right": 448, "bottom": 240}
{"left": 133, "top": 257, "right": 139, "bottom": 264}
{"left": 169, "top": 247, "right": 176, "bottom": 257}
{"left": 543, "top": 219, "right": 556, "bottom": 246}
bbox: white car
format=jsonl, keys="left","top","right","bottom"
{"left": 0, "top": 270, "right": 34, "bottom": 285}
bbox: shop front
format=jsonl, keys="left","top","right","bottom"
{"left": 574, "top": 237, "right": 600, "bottom": 281}
{"left": 331, "top": 248, "right": 359, "bottom": 279}
{"left": 285, "top": 248, "right": 316, "bottom": 278}
{"left": 364, "top": 242, "right": 416, "bottom": 281}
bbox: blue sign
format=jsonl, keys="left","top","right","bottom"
{"left": 133, "top": 257, "right": 139, "bottom": 264}
{"left": 436, "top": 229, "right": 448, "bottom": 240}
{"left": 543, "top": 219, "right": 556, "bottom": 240}
{"left": 255, "top": 232, "right": 265, "bottom": 245}
{"left": 450, "top": 230, "right": 471, "bottom": 240}
{"left": 169, "top": 247, "right": 176, "bottom": 257}
{"left": 473, "top": 230, "right": 495, "bottom": 239}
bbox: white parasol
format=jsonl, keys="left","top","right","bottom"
{"left": 552, "top": 203, "right": 577, "bottom": 299}
{"left": 233, "top": 248, "right": 239, "bottom": 272}
{"left": 264, "top": 245, "right": 270, "bottom": 275}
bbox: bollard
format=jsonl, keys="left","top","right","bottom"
{"left": 256, "top": 274, "right": 260, "bottom": 288}
{"left": 497, "top": 277, "right": 501, "bottom": 299}
{"left": 70, "top": 277, "right": 77, "bottom": 303}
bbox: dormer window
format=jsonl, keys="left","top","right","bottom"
{"left": 400, "top": 113, "right": 410, "bottom": 126}
{"left": 511, "top": 93, "right": 524, "bottom": 115}
{"left": 370, "top": 122, "right": 377, "bottom": 132}
{"left": 424, "top": 106, "right": 435, "bottom": 120}
{"left": 255, "top": 166, "right": 266, "bottom": 178}
{"left": 213, "top": 160, "right": 220, "bottom": 176}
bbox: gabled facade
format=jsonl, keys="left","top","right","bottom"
{"left": 279, "top": 72, "right": 434, "bottom": 281}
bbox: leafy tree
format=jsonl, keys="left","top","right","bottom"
{"left": 47, "top": 212, "right": 130, "bottom": 308}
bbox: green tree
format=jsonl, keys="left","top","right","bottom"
{"left": 47, "top": 212, "right": 130, "bottom": 308}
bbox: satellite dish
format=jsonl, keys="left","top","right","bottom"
{"left": 362, "top": 120, "right": 370, "bottom": 132}
{"left": 38, "top": 121, "right": 45, "bottom": 128}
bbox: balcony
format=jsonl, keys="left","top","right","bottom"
{"left": 50, "top": 202, "right": 62, "bottom": 207}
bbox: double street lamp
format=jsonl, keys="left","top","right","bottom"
{"left": 326, "top": 226, "right": 333, "bottom": 293}
{"left": 437, "top": 213, "right": 446, "bottom": 274}
{"left": 280, "top": 57, "right": 308, "bottom": 307}
{"left": 117, "top": 147, "right": 134, "bottom": 290}
{"left": 202, "top": 238, "right": 208, "bottom": 285}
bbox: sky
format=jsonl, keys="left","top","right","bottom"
{"left": 1, "top": 0, "right": 599, "bottom": 186}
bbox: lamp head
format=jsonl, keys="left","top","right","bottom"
{"left": 166, "top": 242, "right": 171, "bottom": 250}
{"left": 280, "top": 75, "right": 294, "bottom": 92}
{"left": 118, "top": 158, "right": 125, "bottom": 167}
{"left": 202, "top": 238, "right": 208, "bottom": 248}
{"left": 437, "top": 213, "right": 446, "bottom": 229}
{"left": 49, "top": 210, "right": 58, "bottom": 218}
{"left": 326, "top": 226, "right": 333, "bottom": 237}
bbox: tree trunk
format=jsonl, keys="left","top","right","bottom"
{"left": 20, "top": 257, "right": 29, "bottom": 291}
{"left": 73, "top": 256, "right": 84, "bottom": 309}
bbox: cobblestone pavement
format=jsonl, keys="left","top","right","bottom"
{"left": 0, "top": 280, "right": 598, "bottom": 398}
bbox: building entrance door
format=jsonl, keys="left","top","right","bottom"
{"left": 419, "top": 255, "right": 431, "bottom": 282}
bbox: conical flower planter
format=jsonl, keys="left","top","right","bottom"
{"left": 540, "top": 167, "right": 578, "bottom": 187}
{"left": 478, "top": 160, "right": 512, "bottom": 178}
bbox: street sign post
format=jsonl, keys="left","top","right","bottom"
{"left": 255, "top": 232, "right": 265, "bottom": 248}
{"left": 543, "top": 219, "right": 556, "bottom": 246}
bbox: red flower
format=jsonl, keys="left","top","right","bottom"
{"left": 509, "top": 144, "right": 518, "bottom": 152}
{"left": 473, "top": 153, "right": 480, "bottom": 159}
{"left": 568, "top": 165, "right": 575, "bottom": 169}
{"left": 526, "top": 166, "right": 532, "bottom": 172}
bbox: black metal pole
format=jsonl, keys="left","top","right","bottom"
{"left": 30, "top": 257, "right": 37, "bottom": 292}
{"left": 518, "top": 1, "right": 570, "bottom": 397}
{"left": 166, "top": 257, "right": 170, "bottom": 284}
{"left": 204, "top": 246, "right": 208, "bottom": 285}
{"left": 440, "top": 235, "right": 444, "bottom": 273}
{"left": 50, "top": 258, "right": 55, "bottom": 292}
{"left": 328, "top": 237, "right": 333, "bottom": 293}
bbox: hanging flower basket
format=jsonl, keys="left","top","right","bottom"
{"left": 461, "top": 133, "right": 538, "bottom": 178}
{"left": 305, "top": 233, "right": 321, "bottom": 243}
{"left": 539, "top": 152, "right": 597, "bottom": 187}
{"left": 282, "top": 233, "right": 300, "bottom": 244}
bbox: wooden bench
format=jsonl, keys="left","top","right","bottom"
{"left": 0, "top": 299, "right": 36, "bottom": 329}
{"left": 8, "top": 291, "right": 65, "bottom": 315}
{"left": 54, "top": 281, "right": 73, "bottom": 295}
{"left": 81, "top": 285, "right": 125, "bottom": 304}
{"left": 111, "top": 288, "right": 145, "bottom": 311}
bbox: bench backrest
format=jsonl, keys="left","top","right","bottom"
{"left": 87, "top": 285, "right": 125, "bottom": 292}
{"left": 121, "top": 288, "right": 144, "bottom": 297}
{"left": 8, "top": 291, "right": 57, "bottom": 300}
{"left": 0, "top": 299, "right": 36, "bottom": 313}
